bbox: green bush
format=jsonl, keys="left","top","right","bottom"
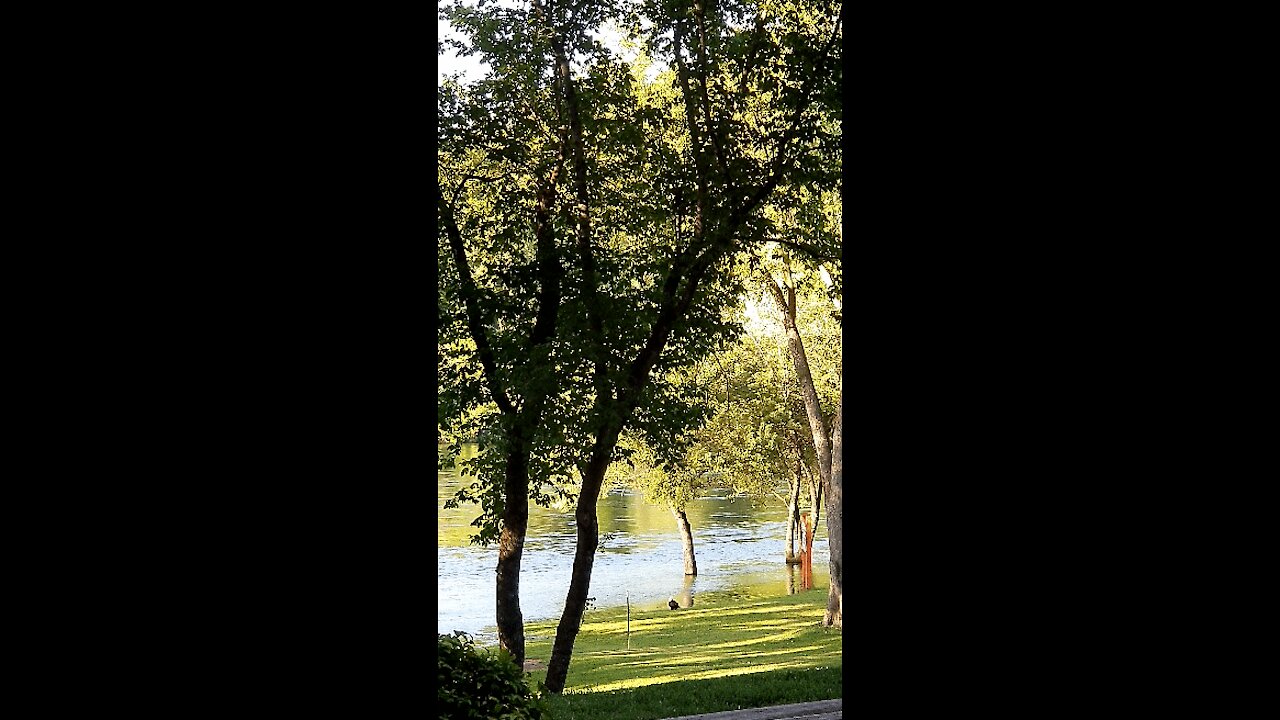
{"left": 437, "top": 632, "right": 547, "bottom": 720}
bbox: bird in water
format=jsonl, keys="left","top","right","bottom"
{"left": 668, "top": 597, "right": 679, "bottom": 610}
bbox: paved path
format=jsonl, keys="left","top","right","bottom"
{"left": 655, "top": 699, "right": 842, "bottom": 720}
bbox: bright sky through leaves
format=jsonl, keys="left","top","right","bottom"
{"left": 437, "top": 4, "right": 661, "bottom": 86}
{"left": 437, "top": 15, "right": 487, "bottom": 85}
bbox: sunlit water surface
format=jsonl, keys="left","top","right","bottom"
{"left": 439, "top": 445, "right": 828, "bottom": 643}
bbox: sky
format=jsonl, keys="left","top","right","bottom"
{"left": 437, "top": 15, "right": 488, "bottom": 85}
{"left": 438, "top": 5, "right": 660, "bottom": 87}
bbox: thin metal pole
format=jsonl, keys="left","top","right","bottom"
{"left": 626, "top": 595, "right": 631, "bottom": 649}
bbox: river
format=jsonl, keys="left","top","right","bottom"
{"left": 438, "top": 444, "right": 829, "bottom": 642}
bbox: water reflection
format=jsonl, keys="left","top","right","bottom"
{"left": 676, "top": 573, "right": 695, "bottom": 608}
{"left": 438, "top": 445, "right": 828, "bottom": 638}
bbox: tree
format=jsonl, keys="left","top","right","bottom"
{"left": 439, "top": 0, "right": 843, "bottom": 690}
{"left": 542, "top": 0, "right": 842, "bottom": 691}
{"left": 439, "top": 0, "right": 736, "bottom": 673}
{"left": 606, "top": 432, "right": 703, "bottom": 576}
{"left": 755, "top": 229, "right": 842, "bottom": 626}
{"left": 438, "top": 0, "right": 591, "bottom": 669}
{"left": 678, "top": 328, "right": 812, "bottom": 562}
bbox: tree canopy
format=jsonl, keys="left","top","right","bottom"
{"left": 438, "top": 0, "right": 843, "bottom": 688}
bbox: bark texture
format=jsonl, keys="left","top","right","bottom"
{"left": 823, "top": 394, "right": 842, "bottom": 628}
{"left": 494, "top": 444, "right": 529, "bottom": 665}
{"left": 672, "top": 507, "right": 698, "bottom": 576}
{"left": 763, "top": 274, "right": 832, "bottom": 488}
{"left": 544, "top": 444, "right": 614, "bottom": 692}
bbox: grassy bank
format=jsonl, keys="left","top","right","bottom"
{"left": 520, "top": 587, "right": 841, "bottom": 720}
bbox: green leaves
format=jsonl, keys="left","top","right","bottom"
{"left": 440, "top": 0, "right": 841, "bottom": 544}
{"left": 437, "top": 632, "right": 549, "bottom": 720}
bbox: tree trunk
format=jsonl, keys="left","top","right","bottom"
{"left": 762, "top": 271, "right": 838, "bottom": 623}
{"left": 542, "top": 237, "right": 731, "bottom": 690}
{"left": 801, "top": 511, "right": 814, "bottom": 589}
{"left": 439, "top": 177, "right": 561, "bottom": 672}
{"left": 679, "top": 572, "right": 696, "bottom": 607}
{"left": 785, "top": 473, "right": 800, "bottom": 562}
{"left": 672, "top": 506, "right": 698, "bottom": 575}
{"left": 544, "top": 446, "right": 613, "bottom": 693}
{"left": 823, "top": 393, "right": 842, "bottom": 628}
{"left": 495, "top": 443, "right": 531, "bottom": 666}
{"left": 762, "top": 274, "right": 831, "bottom": 488}
{"left": 809, "top": 465, "right": 823, "bottom": 531}
{"left": 495, "top": 389, "right": 557, "bottom": 669}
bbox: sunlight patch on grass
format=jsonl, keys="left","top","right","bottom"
{"left": 732, "top": 645, "right": 827, "bottom": 660}
{"left": 612, "top": 644, "right": 825, "bottom": 671}
{"left": 737, "top": 621, "right": 802, "bottom": 630}
{"left": 517, "top": 589, "right": 842, "bottom": 712}
{"left": 593, "top": 649, "right": 661, "bottom": 658}
{"left": 581, "top": 660, "right": 807, "bottom": 693}
{"left": 691, "top": 628, "right": 804, "bottom": 651}
{"left": 584, "top": 618, "right": 684, "bottom": 635}
{"left": 680, "top": 604, "right": 782, "bottom": 618}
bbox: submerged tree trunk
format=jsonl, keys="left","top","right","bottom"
{"left": 762, "top": 269, "right": 839, "bottom": 623}
{"left": 679, "top": 572, "right": 696, "bottom": 607}
{"left": 823, "top": 394, "right": 842, "bottom": 628}
{"left": 808, "top": 464, "right": 823, "bottom": 532}
{"left": 785, "top": 471, "right": 801, "bottom": 562}
{"left": 672, "top": 506, "right": 698, "bottom": 575}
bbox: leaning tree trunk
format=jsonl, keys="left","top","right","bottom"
{"left": 544, "top": 442, "right": 614, "bottom": 693}
{"left": 542, "top": 235, "right": 734, "bottom": 690}
{"left": 672, "top": 507, "right": 698, "bottom": 576}
{"left": 763, "top": 274, "right": 832, "bottom": 489}
{"left": 762, "top": 271, "right": 838, "bottom": 623}
{"left": 823, "top": 393, "right": 842, "bottom": 628}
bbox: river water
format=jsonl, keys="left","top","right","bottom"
{"left": 438, "top": 444, "right": 829, "bottom": 642}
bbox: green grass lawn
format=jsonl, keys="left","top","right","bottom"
{"left": 520, "top": 587, "right": 842, "bottom": 720}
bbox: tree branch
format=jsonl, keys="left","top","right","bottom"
{"left": 693, "top": 0, "right": 733, "bottom": 194}
{"left": 437, "top": 183, "right": 516, "bottom": 416}
{"left": 740, "top": 235, "right": 840, "bottom": 263}
{"left": 673, "top": 17, "right": 709, "bottom": 238}
{"left": 728, "top": 2, "right": 842, "bottom": 226}
{"left": 544, "top": 0, "right": 609, "bottom": 401}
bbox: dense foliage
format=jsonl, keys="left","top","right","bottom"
{"left": 439, "top": 0, "right": 843, "bottom": 687}
{"left": 438, "top": 632, "right": 548, "bottom": 720}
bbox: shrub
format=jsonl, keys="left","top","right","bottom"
{"left": 437, "top": 632, "right": 547, "bottom": 720}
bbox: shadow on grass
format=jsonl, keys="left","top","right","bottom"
{"left": 580, "top": 607, "right": 819, "bottom": 639}
{"left": 542, "top": 665, "right": 841, "bottom": 720}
